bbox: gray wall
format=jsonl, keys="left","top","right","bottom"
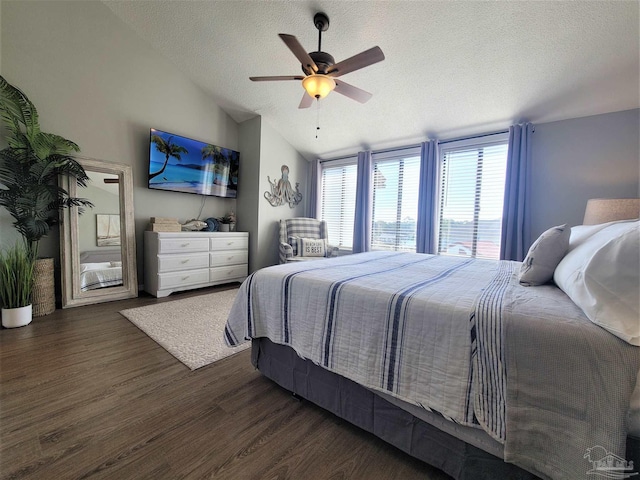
{"left": 238, "top": 117, "right": 307, "bottom": 273}
{"left": 1, "top": 1, "right": 239, "bottom": 279}
{"left": 255, "top": 119, "right": 307, "bottom": 270}
{"left": 77, "top": 184, "right": 120, "bottom": 255}
{"left": 237, "top": 117, "right": 262, "bottom": 273}
{"left": 530, "top": 108, "right": 639, "bottom": 245}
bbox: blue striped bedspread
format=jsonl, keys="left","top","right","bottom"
{"left": 224, "top": 251, "right": 639, "bottom": 480}
{"left": 225, "top": 252, "right": 507, "bottom": 432}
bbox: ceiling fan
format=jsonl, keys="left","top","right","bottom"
{"left": 250, "top": 12, "right": 385, "bottom": 109}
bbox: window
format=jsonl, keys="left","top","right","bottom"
{"left": 371, "top": 148, "right": 421, "bottom": 252}
{"left": 320, "top": 159, "right": 357, "bottom": 249}
{"left": 437, "top": 135, "right": 508, "bottom": 260}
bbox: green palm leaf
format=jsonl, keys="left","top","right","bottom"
{"left": 0, "top": 76, "right": 91, "bottom": 257}
{"left": 0, "top": 75, "right": 40, "bottom": 143}
{"left": 149, "top": 135, "right": 189, "bottom": 180}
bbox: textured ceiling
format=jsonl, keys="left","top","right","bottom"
{"left": 103, "top": 1, "right": 639, "bottom": 160}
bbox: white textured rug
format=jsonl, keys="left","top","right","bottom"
{"left": 119, "top": 288, "right": 249, "bottom": 370}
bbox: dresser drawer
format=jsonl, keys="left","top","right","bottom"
{"left": 157, "top": 268, "right": 210, "bottom": 290}
{"left": 158, "top": 237, "right": 209, "bottom": 254}
{"left": 210, "top": 236, "right": 248, "bottom": 251}
{"left": 209, "top": 250, "right": 249, "bottom": 267}
{"left": 158, "top": 253, "right": 209, "bottom": 273}
{"left": 145, "top": 231, "right": 249, "bottom": 298}
{"left": 209, "top": 264, "right": 247, "bottom": 283}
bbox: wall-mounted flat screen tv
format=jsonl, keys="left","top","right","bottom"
{"left": 148, "top": 128, "right": 239, "bottom": 198}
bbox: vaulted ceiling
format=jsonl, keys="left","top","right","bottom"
{"left": 104, "top": 1, "right": 639, "bottom": 160}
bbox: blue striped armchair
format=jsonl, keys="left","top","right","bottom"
{"left": 279, "top": 218, "right": 339, "bottom": 264}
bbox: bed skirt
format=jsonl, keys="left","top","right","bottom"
{"left": 251, "top": 338, "right": 540, "bottom": 480}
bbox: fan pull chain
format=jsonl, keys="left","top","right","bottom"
{"left": 315, "top": 98, "right": 320, "bottom": 139}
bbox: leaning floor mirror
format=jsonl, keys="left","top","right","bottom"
{"left": 60, "top": 158, "right": 138, "bottom": 307}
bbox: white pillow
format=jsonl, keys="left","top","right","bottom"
{"left": 565, "top": 220, "right": 623, "bottom": 251}
{"left": 298, "top": 238, "right": 326, "bottom": 257}
{"left": 553, "top": 219, "right": 640, "bottom": 345}
{"left": 519, "top": 224, "right": 570, "bottom": 286}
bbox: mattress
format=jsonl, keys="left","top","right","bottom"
{"left": 79, "top": 262, "right": 123, "bottom": 291}
{"left": 251, "top": 337, "right": 540, "bottom": 480}
{"left": 227, "top": 252, "right": 640, "bottom": 479}
{"left": 252, "top": 338, "right": 639, "bottom": 480}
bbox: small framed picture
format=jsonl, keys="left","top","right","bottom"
{"left": 96, "top": 214, "right": 121, "bottom": 246}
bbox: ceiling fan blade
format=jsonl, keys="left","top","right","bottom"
{"left": 327, "top": 46, "right": 385, "bottom": 77}
{"left": 333, "top": 80, "right": 373, "bottom": 104}
{"left": 250, "top": 76, "right": 305, "bottom": 81}
{"left": 298, "top": 93, "right": 314, "bottom": 109}
{"left": 279, "top": 34, "right": 318, "bottom": 73}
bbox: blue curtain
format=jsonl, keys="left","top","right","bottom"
{"left": 500, "top": 123, "right": 534, "bottom": 261}
{"left": 307, "top": 158, "right": 321, "bottom": 219}
{"left": 416, "top": 140, "right": 439, "bottom": 254}
{"left": 352, "top": 151, "right": 373, "bottom": 253}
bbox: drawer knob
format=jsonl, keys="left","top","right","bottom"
{"left": 181, "top": 276, "right": 190, "bottom": 281}
{"left": 181, "top": 259, "right": 189, "bottom": 264}
{"left": 181, "top": 243, "right": 190, "bottom": 247}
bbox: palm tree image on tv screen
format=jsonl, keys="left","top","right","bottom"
{"left": 148, "top": 128, "right": 239, "bottom": 198}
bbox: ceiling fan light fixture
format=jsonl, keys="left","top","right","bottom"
{"left": 302, "top": 74, "right": 336, "bottom": 99}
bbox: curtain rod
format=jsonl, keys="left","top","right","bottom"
{"left": 439, "top": 129, "right": 509, "bottom": 145}
{"left": 319, "top": 128, "right": 512, "bottom": 164}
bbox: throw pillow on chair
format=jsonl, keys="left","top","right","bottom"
{"left": 298, "top": 238, "right": 327, "bottom": 257}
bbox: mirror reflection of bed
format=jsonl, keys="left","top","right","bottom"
{"left": 79, "top": 250, "right": 123, "bottom": 291}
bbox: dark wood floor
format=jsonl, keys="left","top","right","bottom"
{"left": 0, "top": 285, "right": 452, "bottom": 480}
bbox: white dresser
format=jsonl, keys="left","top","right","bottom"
{"left": 144, "top": 231, "right": 249, "bottom": 298}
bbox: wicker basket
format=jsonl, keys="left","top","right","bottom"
{"left": 32, "top": 258, "right": 55, "bottom": 317}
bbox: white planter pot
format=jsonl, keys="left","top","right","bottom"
{"left": 2, "top": 304, "right": 33, "bottom": 328}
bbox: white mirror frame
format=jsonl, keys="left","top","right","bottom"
{"left": 60, "top": 158, "right": 138, "bottom": 307}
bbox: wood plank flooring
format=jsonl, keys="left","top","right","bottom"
{"left": 0, "top": 286, "right": 452, "bottom": 479}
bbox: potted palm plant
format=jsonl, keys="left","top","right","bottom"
{"left": 0, "top": 242, "right": 35, "bottom": 328}
{"left": 0, "top": 75, "right": 92, "bottom": 316}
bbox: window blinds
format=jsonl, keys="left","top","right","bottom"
{"left": 320, "top": 162, "right": 357, "bottom": 249}
{"left": 371, "top": 153, "right": 421, "bottom": 252}
{"left": 437, "top": 142, "right": 508, "bottom": 260}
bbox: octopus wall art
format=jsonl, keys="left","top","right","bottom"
{"left": 264, "top": 165, "right": 303, "bottom": 208}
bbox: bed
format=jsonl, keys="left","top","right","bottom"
{"left": 79, "top": 250, "right": 123, "bottom": 291}
{"left": 225, "top": 221, "right": 640, "bottom": 480}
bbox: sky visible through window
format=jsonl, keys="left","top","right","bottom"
{"left": 441, "top": 145, "right": 507, "bottom": 221}
{"left": 371, "top": 156, "right": 420, "bottom": 251}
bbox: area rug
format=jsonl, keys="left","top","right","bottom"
{"left": 119, "top": 288, "right": 248, "bottom": 370}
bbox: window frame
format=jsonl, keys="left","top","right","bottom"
{"left": 370, "top": 146, "right": 421, "bottom": 252}
{"left": 319, "top": 156, "right": 358, "bottom": 252}
{"left": 435, "top": 132, "right": 509, "bottom": 260}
